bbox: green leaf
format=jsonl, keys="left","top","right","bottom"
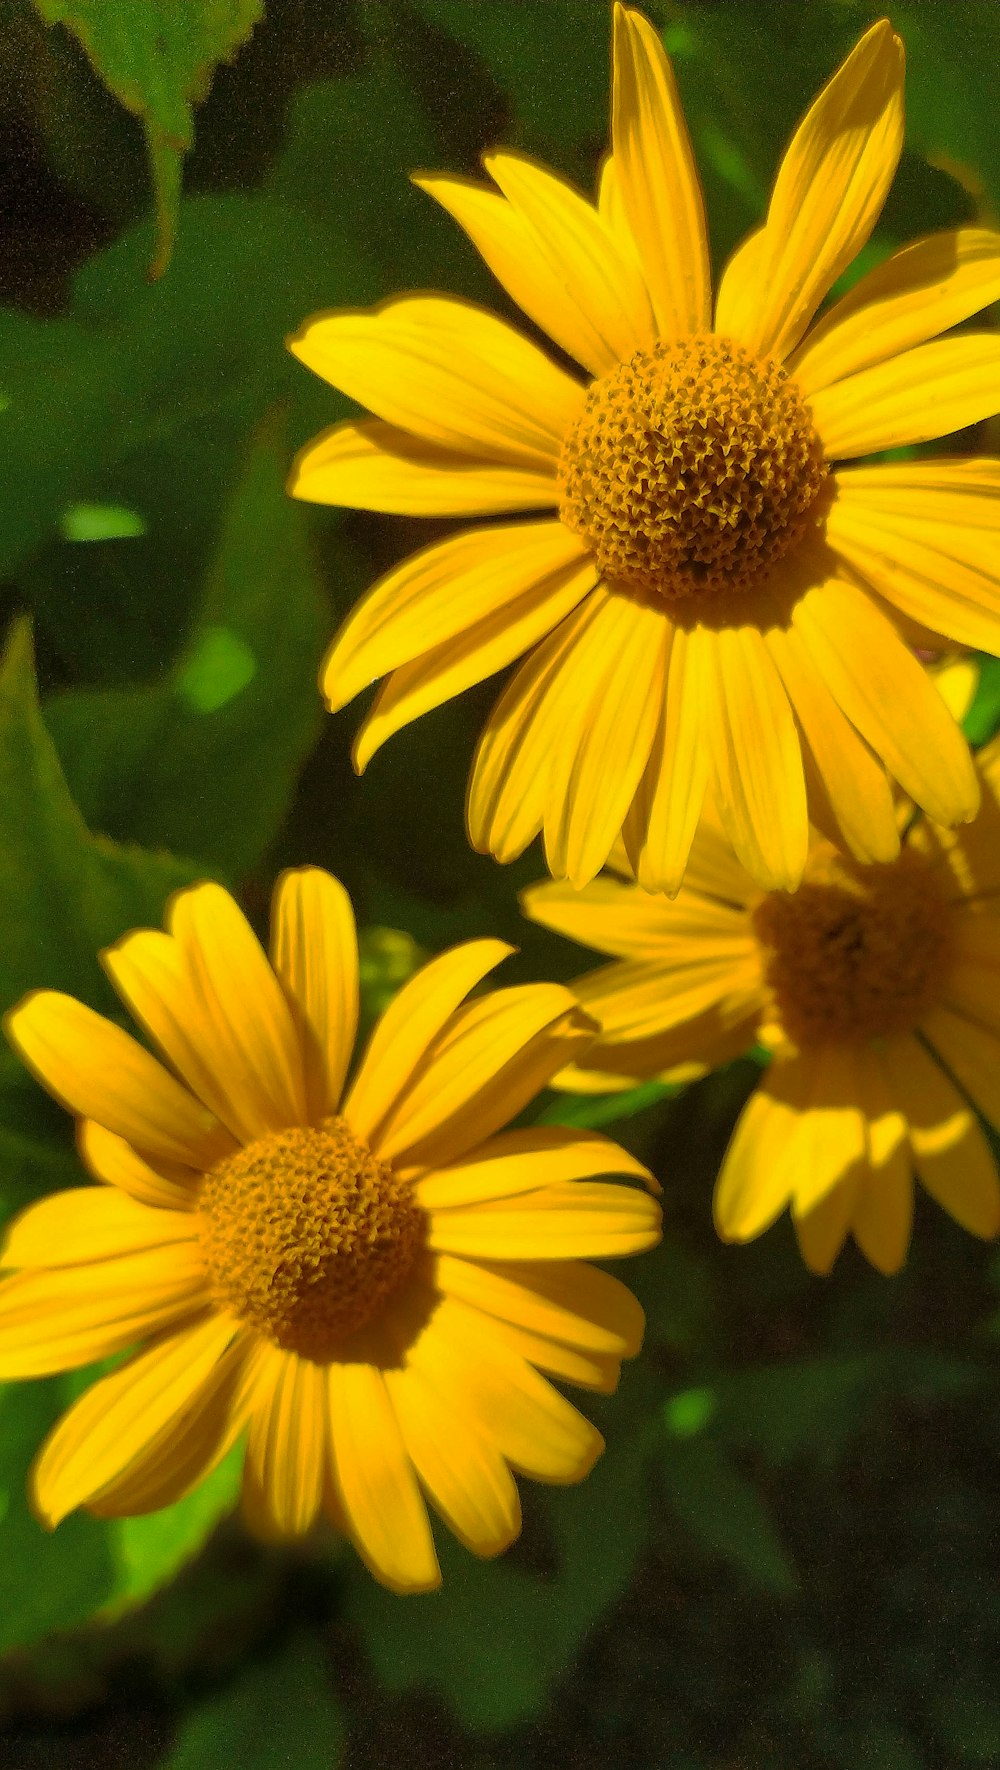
{"left": 32, "top": 0, "right": 264, "bottom": 277}
{"left": 535, "top": 1079, "right": 682, "bottom": 1130}
{"left": 964, "top": 655, "right": 1000, "bottom": 748}
{"left": 664, "top": 1437, "right": 798, "bottom": 1597}
{"left": 161, "top": 1634, "right": 344, "bottom": 1770}
{"left": 45, "top": 412, "right": 328, "bottom": 878}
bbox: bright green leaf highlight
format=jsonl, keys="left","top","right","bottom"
{"left": 536, "top": 1078, "right": 681, "bottom": 1130}
{"left": 59, "top": 502, "right": 147, "bottom": 542}
{"left": 664, "top": 1386, "right": 718, "bottom": 1440}
{"left": 32, "top": 0, "right": 264, "bottom": 276}
{"left": 177, "top": 625, "right": 256, "bottom": 715}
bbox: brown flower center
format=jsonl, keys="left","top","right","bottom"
{"left": 198, "top": 1118, "right": 425, "bottom": 1362}
{"left": 558, "top": 333, "right": 827, "bottom": 600}
{"left": 751, "top": 847, "right": 955, "bottom": 1047}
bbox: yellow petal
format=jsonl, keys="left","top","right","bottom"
{"left": 0, "top": 1246, "right": 209, "bottom": 1379}
{"left": 288, "top": 294, "right": 584, "bottom": 470}
{"left": 351, "top": 552, "right": 598, "bottom": 772}
{"left": 243, "top": 1347, "right": 326, "bottom": 1539}
{"left": 543, "top": 587, "right": 669, "bottom": 887}
{"left": 705, "top": 622, "right": 808, "bottom": 892}
{"left": 168, "top": 882, "right": 308, "bottom": 1137}
{"left": 826, "top": 469, "right": 1000, "bottom": 655}
{"left": 793, "top": 1174, "right": 861, "bottom": 1276}
{"left": 920, "top": 1005, "right": 1000, "bottom": 1134}
{"left": 809, "top": 333, "right": 1000, "bottom": 460}
{"left": 882, "top": 1032, "right": 1000, "bottom": 1239}
{"left": 373, "top": 985, "right": 595, "bottom": 1169}
{"left": 5, "top": 991, "right": 229, "bottom": 1170}
{"left": 760, "top": 581, "right": 899, "bottom": 864}
{"left": 611, "top": 4, "right": 709, "bottom": 336}
{"left": 416, "top": 1126, "right": 653, "bottom": 1210}
{"left": 466, "top": 588, "right": 604, "bottom": 865}
{"left": 433, "top": 1251, "right": 645, "bottom": 1357}
{"left": 715, "top": 20, "right": 903, "bottom": 360}
{"left": 784, "top": 1043, "right": 868, "bottom": 1219}
{"left": 791, "top": 227, "right": 1000, "bottom": 397}
{"left": 571, "top": 950, "right": 762, "bottom": 1046}
{"left": 2, "top": 1186, "right": 198, "bottom": 1268}
{"left": 288, "top": 416, "right": 558, "bottom": 515}
{"left": 790, "top": 573, "right": 979, "bottom": 826}
{"left": 411, "top": 1297, "right": 603, "bottom": 1484}
{"left": 850, "top": 1055, "right": 912, "bottom": 1275}
{"left": 327, "top": 1360, "right": 441, "bottom": 1594}
{"left": 322, "top": 519, "right": 590, "bottom": 715}
{"left": 428, "top": 1179, "right": 661, "bottom": 1261}
{"left": 344, "top": 938, "right": 513, "bottom": 1148}
{"left": 77, "top": 1120, "right": 198, "bottom": 1212}
{"left": 271, "top": 868, "right": 358, "bottom": 1122}
{"left": 625, "top": 621, "right": 711, "bottom": 896}
{"left": 384, "top": 1360, "right": 520, "bottom": 1558}
{"left": 475, "top": 1314, "right": 620, "bottom": 1393}
{"left": 522, "top": 869, "right": 746, "bottom": 961}
{"left": 715, "top": 1054, "right": 814, "bottom": 1242}
{"left": 32, "top": 1312, "right": 241, "bottom": 1527}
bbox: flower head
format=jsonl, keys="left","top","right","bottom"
{"left": 523, "top": 737, "right": 1000, "bottom": 1276}
{"left": 0, "top": 871, "right": 659, "bottom": 1593}
{"left": 289, "top": 6, "right": 1000, "bottom": 895}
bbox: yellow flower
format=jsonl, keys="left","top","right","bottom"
{"left": 523, "top": 737, "right": 1000, "bottom": 1276}
{"left": 0, "top": 870, "right": 660, "bottom": 1594}
{"left": 288, "top": 5, "right": 1000, "bottom": 895}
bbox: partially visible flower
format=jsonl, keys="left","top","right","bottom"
{"left": 0, "top": 871, "right": 659, "bottom": 1593}
{"left": 523, "top": 739, "right": 1000, "bottom": 1275}
{"left": 289, "top": 5, "right": 1000, "bottom": 895}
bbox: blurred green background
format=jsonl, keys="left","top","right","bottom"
{"left": 3, "top": 1, "right": 1000, "bottom": 1765}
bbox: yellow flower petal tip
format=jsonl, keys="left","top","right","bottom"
{"left": 523, "top": 755, "right": 1000, "bottom": 1276}
{"left": 0, "top": 871, "right": 657, "bottom": 1591}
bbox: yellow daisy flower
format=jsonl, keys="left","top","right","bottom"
{"left": 288, "top": 5, "right": 1000, "bottom": 895}
{"left": 0, "top": 870, "right": 660, "bottom": 1594}
{"left": 523, "top": 736, "right": 1000, "bottom": 1276}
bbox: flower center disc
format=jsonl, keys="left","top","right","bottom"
{"left": 751, "top": 848, "right": 954, "bottom": 1047}
{"left": 558, "top": 333, "right": 827, "bottom": 600}
{"left": 198, "top": 1118, "right": 425, "bottom": 1362}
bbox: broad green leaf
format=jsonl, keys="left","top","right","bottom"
{"left": 965, "top": 655, "right": 1000, "bottom": 748}
{"left": 535, "top": 1079, "right": 683, "bottom": 1130}
{"left": 45, "top": 413, "right": 328, "bottom": 878}
{"left": 32, "top": 0, "right": 264, "bottom": 277}
{"left": 161, "top": 1634, "right": 344, "bottom": 1769}
{"left": 664, "top": 1437, "right": 798, "bottom": 1597}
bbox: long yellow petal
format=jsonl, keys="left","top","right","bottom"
{"left": 32, "top": 1312, "right": 241, "bottom": 1527}
{"left": 351, "top": 553, "right": 598, "bottom": 772}
{"left": 475, "top": 1314, "right": 620, "bottom": 1393}
{"left": 521, "top": 870, "right": 747, "bottom": 960}
{"left": 427, "top": 1179, "right": 661, "bottom": 1261}
{"left": 168, "top": 883, "right": 308, "bottom": 1137}
{"left": 384, "top": 1360, "right": 521, "bottom": 1558}
{"left": 327, "top": 1360, "right": 441, "bottom": 1594}
{"left": 715, "top": 1058, "right": 809, "bottom": 1241}
{"left": 77, "top": 1120, "right": 198, "bottom": 1212}
{"left": 5, "top": 991, "right": 230, "bottom": 1170}
{"left": 790, "top": 573, "right": 979, "bottom": 826}
{"left": 850, "top": 1054, "right": 912, "bottom": 1275}
{"left": 791, "top": 227, "right": 1000, "bottom": 397}
{"left": 271, "top": 868, "right": 358, "bottom": 1122}
{"left": 0, "top": 1247, "right": 209, "bottom": 1379}
{"left": 242, "top": 1348, "right": 326, "bottom": 1539}
{"left": 410, "top": 1297, "right": 603, "bottom": 1484}
{"left": 433, "top": 1252, "right": 645, "bottom": 1357}
{"left": 625, "top": 620, "right": 711, "bottom": 896}
{"left": 344, "top": 938, "right": 512, "bottom": 1147}
{"left": 882, "top": 1032, "right": 1000, "bottom": 1238}
{"left": 2, "top": 1186, "right": 197, "bottom": 1269}
{"left": 543, "top": 587, "right": 669, "bottom": 887}
{"left": 322, "top": 519, "right": 589, "bottom": 715}
{"left": 793, "top": 1173, "right": 861, "bottom": 1276}
{"left": 373, "top": 984, "right": 594, "bottom": 1169}
{"left": 288, "top": 416, "right": 558, "bottom": 515}
{"left": 920, "top": 1005, "right": 1000, "bottom": 1134}
{"left": 809, "top": 333, "right": 1000, "bottom": 460}
{"left": 705, "top": 622, "right": 808, "bottom": 892}
{"left": 571, "top": 950, "right": 763, "bottom": 1046}
{"left": 288, "top": 294, "right": 584, "bottom": 470}
{"left": 415, "top": 1126, "right": 652, "bottom": 1210}
{"left": 715, "top": 21, "right": 903, "bottom": 360}
{"left": 611, "top": 5, "right": 709, "bottom": 336}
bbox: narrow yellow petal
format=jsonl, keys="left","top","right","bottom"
{"left": 0, "top": 1246, "right": 209, "bottom": 1379}
{"left": 271, "top": 868, "right": 358, "bottom": 1121}
{"left": 5, "top": 991, "right": 230, "bottom": 1170}
{"left": 611, "top": 5, "right": 710, "bottom": 336}
{"left": 715, "top": 1059, "right": 807, "bottom": 1242}
{"left": 327, "top": 1360, "right": 441, "bottom": 1594}
{"left": 288, "top": 416, "right": 558, "bottom": 515}
{"left": 243, "top": 1348, "right": 326, "bottom": 1539}
{"left": 715, "top": 21, "right": 903, "bottom": 360}
{"left": 322, "top": 519, "right": 589, "bottom": 715}
{"left": 522, "top": 870, "right": 746, "bottom": 960}
{"left": 920, "top": 1005, "right": 1000, "bottom": 1134}
{"left": 476, "top": 1314, "right": 621, "bottom": 1392}
{"left": 32, "top": 1312, "right": 241, "bottom": 1526}
{"left": 288, "top": 294, "right": 584, "bottom": 470}
{"left": 882, "top": 1032, "right": 1000, "bottom": 1239}
{"left": 427, "top": 1179, "right": 661, "bottom": 1261}
{"left": 791, "top": 227, "right": 1000, "bottom": 397}
{"left": 77, "top": 1121, "right": 198, "bottom": 1212}
{"left": 793, "top": 1174, "right": 860, "bottom": 1276}
{"left": 433, "top": 1252, "right": 645, "bottom": 1358}
{"left": 415, "top": 1126, "right": 653, "bottom": 1210}
{"left": 344, "top": 938, "right": 513, "bottom": 1147}
{"left": 384, "top": 1360, "right": 520, "bottom": 1558}
{"left": 705, "top": 623, "right": 808, "bottom": 892}
{"left": 850, "top": 1056, "right": 912, "bottom": 1275}
{"left": 809, "top": 334, "right": 1000, "bottom": 460}
{"left": 626, "top": 621, "right": 711, "bottom": 896}
{"left": 2, "top": 1187, "right": 197, "bottom": 1268}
